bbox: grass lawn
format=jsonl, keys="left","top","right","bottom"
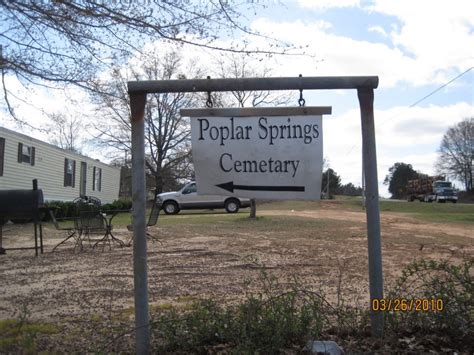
{"left": 44, "top": 197, "right": 473, "bottom": 233}
{"left": 330, "top": 196, "right": 474, "bottom": 224}
{"left": 379, "top": 200, "right": 474, "bottom": 223}
{"left": 107, "top": 197, "right": 474, "bottom": 227}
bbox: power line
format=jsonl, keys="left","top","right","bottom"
{"left": 407, "top": 66, "right": 473, "bottom": 109}
{"left": 344, "top": 66, "right": 474, "bottom": 156}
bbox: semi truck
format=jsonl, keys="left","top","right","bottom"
{"left": 407, "top": 176, "right": 458, "bottom": 203}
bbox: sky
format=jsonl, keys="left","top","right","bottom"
{"left": 1, "top": 0, "right": 473, "bottom": 197}
{"left": 243, "top": 0, "right": 474, "bottom": 195}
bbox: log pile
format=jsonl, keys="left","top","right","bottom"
{"left": 407, "top": 176, "right": 444, "bottom": 195}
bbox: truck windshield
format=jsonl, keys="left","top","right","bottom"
{"left": 434, "top": 182, "right": 452, "bottom": 188}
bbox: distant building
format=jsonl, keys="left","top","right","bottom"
{"left": 0, "top": 126, "right": 120, "bottom": 203}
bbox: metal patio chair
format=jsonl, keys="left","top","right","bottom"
{"left": 51, "top": 196, "right": 103, "bottom": 251}
{"left": 73, "top": 195, "right": 102, "bottom": 214}
{"left": 50, "top": 210, "right": 81, "bottom": 251}
{"left": 79, "top": 210, "right": 110, "bottom": 249}
{"left": 126, "top": 200, "right": 162, "bottom": 246}
{"left": 73, "top": 196, "right": 107, "bottom": 249}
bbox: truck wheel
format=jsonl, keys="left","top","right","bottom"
{"left": 225, "top": 199, "right": 240, "bottom": 213}
{"left": 452, "top": 200, "right": 457, "bottom": 203}
{"left": 163, "top": 201, "right": 180, "bottom": 215}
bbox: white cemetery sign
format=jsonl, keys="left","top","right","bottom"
{"left": 182, "top": 107, "right": 332, "bottom": 200}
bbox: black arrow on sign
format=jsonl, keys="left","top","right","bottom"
{"left": 216, "top": 181, "right": 305, "bottom": 193}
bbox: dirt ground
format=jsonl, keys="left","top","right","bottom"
{"left": 0, "top": 200, "right": 472, "bottom": 349}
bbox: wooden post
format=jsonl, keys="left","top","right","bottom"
{"left": 249, "top": 198, "right": 256, "bottom": 219}
{"left": 130, "top": 93, "right": 150, "bottom": 354}
{"left": 358, "top": 88, "right": 384, "bottom": 338}
{"left": 128, "top": 76, "right": 383, "bottom": 348}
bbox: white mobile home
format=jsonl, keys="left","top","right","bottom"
{"left": 0, "top": 127, "right": 120, "bottom": 204}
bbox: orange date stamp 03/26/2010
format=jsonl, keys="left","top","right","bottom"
{"left": 371, "top": 298, "right": 444, "bottom": 312}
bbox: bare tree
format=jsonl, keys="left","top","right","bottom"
{"left": 214, "top": 54, "right": 295, "bottom": 218}
{"left": 1, "top": 1, "right": 297, "bottom": 120}
{"left": 216, "top": 54, "right": 293, "bottom": 108}
{"left": 92, "top": 49, "right": 199, "bottom": 195}
{"left": 46, "top": 113, "right": 83, "bottom": 153}
{"left": 436, "top": 117, "right": 474, "bottom": 191}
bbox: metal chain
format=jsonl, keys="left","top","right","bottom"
{"left": 298, "top": 89, "right": 305, "bottom": 106}
{"left": 206, "top": 91, "right": 213, "bottom": 108}
{"left": 206, "top": 76, "right": 213, "bottom": 108}
{"left": 298, "top": 74, "right": 305, "bottom": 106}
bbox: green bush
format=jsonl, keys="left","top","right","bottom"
{"left": 43, "top": 201, "right": 77, "bottom": 219}
{"left": 101, "top": 198, "right": 132, "bottom": 212}
{"left": 146, "top": 258, "right": 472, "bottom": 353}
{"left": 151, "top": 271, "right": 328, "bottom": 353}
{"left": 386, "top": 258, "right": 473, "bottom": 347}
{"left": 44, "top": 198, "right": 132, "bottom": 220}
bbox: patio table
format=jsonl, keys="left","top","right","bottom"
{"left": 92, "top": 209, "right": 131, "bottom": 249}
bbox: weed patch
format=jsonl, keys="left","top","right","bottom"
{"left": 150, "top": 272, "right": 331, "bottom": 353}
{"left": 0, "top": 316, "right": 59, "bottom": 352}
{"left": 385, "top": 257, "right": 473, "bottom": 350}
{"left": 143, "top": 258, "right": 473, "bottom": 353}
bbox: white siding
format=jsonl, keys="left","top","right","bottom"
{"left": 0, "top": 127, "right": 120, "bottom": 204}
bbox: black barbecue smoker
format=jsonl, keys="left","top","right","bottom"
{"left": 0, "top": 179, "right": 45, "bottom": 256}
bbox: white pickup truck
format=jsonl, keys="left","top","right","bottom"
{"left": 157, "top": 181, "right": 251, "bottom": 215}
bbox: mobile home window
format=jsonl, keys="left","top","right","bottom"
{"left": 0, "top": 138, "right": 5, "bottom": 176}
{"left": 17, "top": 143, "right": 35, "bottom": 165}
{"left": 64, "top": 158, "right": 76, "bottom": 187}
{"left": 93, "top": 167, "right": 102, "bottom": 191}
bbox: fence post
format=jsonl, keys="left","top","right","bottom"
{"left": 358, "top": 88, "right": 384, "bottom": 338}
{"left": 130, "top": 93, "right": 150, "bottom": 354}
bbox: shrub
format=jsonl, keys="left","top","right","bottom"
{"left": 43, "top": 201, "right": 77, "bottom": 219}
{"left": 45, "top": 198, "right": 132, "bottom": 219}
{"left": 101, "top": 198, "right": 132, "bottom": 212}
{"left": 147, "top": 259, "right": 473, "bottom": 352}
{"left": 386, "top": 258, "right": 473, "bottom": 348}
{"left": 151, "top": 271, "right": 328, "bottom": 353}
